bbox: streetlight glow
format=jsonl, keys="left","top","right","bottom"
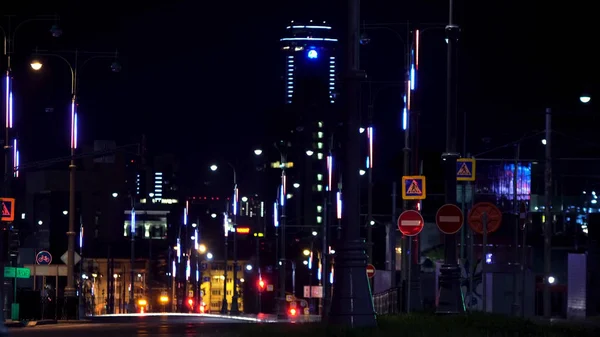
{"left": 112, "top": 192, "right": 118, "bottom": 198}
{"left": 580, "top": 94, "right": 591, "bottom": 104}
{"left": 30, "top": 60, "right": 43, "bottom": 71}
{"left": 198, "top": 244, "right": 207, "bottom": 253}
{"left": 210, "top": 164, "right": 218, "bottom": 171}
{"left": 541, "top": 139, "right": 547, "bottom": 145}
{"left": 306, "top": 150, "right": 314, "bottom": 156}
{"left": 211, "top": 213, "right": 217, "bottom": 218}
{"left": 206, "top": 252, "right": 213, "bottom": 260}
{"left": 254, "top": 149, "right": 263, "bottom": 156}
{"left": 241, "top": 196, "right": 248, "bottom": 202}
{"left": 303, "top": 249, "right": 310, "bottom": 256}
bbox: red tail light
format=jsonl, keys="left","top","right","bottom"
{"left": 289, "top": 308, "right": 297, "bottom": 316}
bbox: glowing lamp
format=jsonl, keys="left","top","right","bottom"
{"left": 137, "top": 299, "right": 147, "bottom": 306}
{"left": 307, "top": 49, "right": 318, "bottom": 59}
{"left": 30, "top": 60, "right": 43, "bottom": 71}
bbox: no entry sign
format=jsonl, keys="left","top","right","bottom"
{"left": 397, "top": 210, "right": 424, "bottom": 236}
{"left": 435, "top": 204, "right": 464, "bottom": 234}
{"left": 366, "top": 264, "right": 376, "bottom": 279}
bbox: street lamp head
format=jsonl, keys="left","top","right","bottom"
{"left": 303, "top": 249, "right": 310, "bottom": 256}
{"left": 206, "top": 252, "right": 213, "bottom": 260}
{"left": 254, "top": 149, "right": 263, "bottom": 156}
{"left": 210, "top": 164, "right": 218, "bottom": 171}
{"left": 211, "top": 213, "right": 217, "bottom": 218}
{"left": 50, "top": 24, "right": 63, "bottom": 38}
{"left": 30, "top": 60, "right": 43, "bottom": 71}
{"left": 306, "top": 150, "right": 314, "bottom": 156}
{"left": 580, "top": 94, "right": 591, "bottom": 104}
{"left": 111, "top": 61, "right": 122, "bottom": 73}
{"left": 112, "top": 192, "right": 118, "bottom": 198}
{"left": 359, "top": 169, "right": 366, "bottom": 176}
{"left": 359, "top": 32, "right": 371, "bottom": 45}
{"left": 241, "top": 196, "right": 248, "bottom": 202}
{"left": 198, "top": 244, "right": 207, "bottom": 253}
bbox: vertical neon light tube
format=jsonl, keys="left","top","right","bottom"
{"left": 329, "top": 264, "right": 334, "bottom": 284}
{"left": 131, "top": 210, "right": 136, "bottom": 234}
{"left": 260, "top": 201, "right": 264, "bottom": 217}
{"left": 326, "top": 155, "right": 333, "bottom": 191}
{"left": 308, "top": 252, "right": 313, "bottom": 270}
{"left": 13, "top": 139, "right": 18, "bottom": 177}
{"left": 176, "top": 238, "right": 181, "bottom": 263}
{"left": 233, "top": 188, "right": 238, "bottom": 216}
{"left": 15, "top": 150, "right": 19, "bottom": 178}
{"left": 402, "top": 95, "right": 408, "bottom": 130}
{"left": 194, "top": 228, "right": 199, "bottom": 250}
{"left": 183, "top": 207, "right": 188, "bottom": 226}
{"left": 410, "top": 64, "right": 416, "bottom": 90}
{"left": 273, "top": 202, "right": 279, "bottom": 227}
{"left": 336, "top": 191, "right": 342, "bottom": 219}
{"left": 415, "top": 30, "right": 420, "bottom": 70}
{"left": 367, "top": 127, "right": 373, "bottom": 168}
{"left": 5, "top": 75, "right": 9, "bottom": 129}
{"left": 172, "top": 260, "right": 176, "bottom": 279}
{"left": 70, "top": 101, "right": 77, "bottom": 149}
{"left": 318, "top": 260, "right": 322, "bottom": 281}
{"left": 279, "top": 184, "right": 285, "bottom": 206}
{"left": 79, "top": 226, "right": 83, "bottom": 249}
{"left": 186, "top": 257, "right": 191, "bottom": 280}
{"left": 8, "top": 91, "right": 13, "bottom": 128}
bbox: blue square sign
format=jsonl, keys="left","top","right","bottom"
{"left": 456, "top": 158, "right": 476, "bottom": 181}
{"left": 402, "top": 176, "right": 426, "bottom": 200}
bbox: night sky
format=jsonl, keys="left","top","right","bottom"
{"left": 4, "top": 1, "right": 598, "bottom": 195}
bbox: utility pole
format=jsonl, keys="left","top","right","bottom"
{"left": 543, "top": 108, "right": 552, "bottom": 318}
{"left": 435, "top": 0, "right": 464, "bottom": 314}
{"left": 128, "top": 198, "right": 136, "bottom": 313}
{"left": 277, "top": 166, "right": 287, "bottom": 318}
{"left": 329, "top": 0, "right": 376, "bottom": 327}
{"left": 512, "top": 143, "right": 520, "bottom": 316}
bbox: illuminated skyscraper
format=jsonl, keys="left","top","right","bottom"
{"left": 279, "top": 22, "right": 339, "bottom": 290}
{"left": 281, "top": 21, "right": 338, "bottom": 105}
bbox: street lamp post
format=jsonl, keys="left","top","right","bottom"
{"left": 329, "top": 0, "right": 376, "bottom": 327}
{"left": 0, "top": 17, "right": 59, "bottom": 326}
{"left": 30, "top": 49, "right": 120, "bottom": 318}
{"left": 436, "top": 0, "right": 464, "bottom": 314}
{"left": 210, "top": 163, "right": 240, "bottom": 314}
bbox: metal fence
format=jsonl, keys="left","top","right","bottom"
{"left": 373, "top": 286, "right": 402, "bottom": 315}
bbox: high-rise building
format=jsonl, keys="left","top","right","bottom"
{"left": 281, "top": 21, "right": 338, "bottom": 107}
{"left": 279, "top": 21, "right": 339, "bottom": 258}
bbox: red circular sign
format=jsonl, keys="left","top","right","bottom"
{"left": 366, "top": 264, "right": 376, "bottom": 278}
{"left": 397, "top": 210, "right": 424, "bottom": 236}
{"left": 467, "top": 202, "right": 503, "bottom": 235}
{"left": 435, "top": 204, "right": 464, "bottom": 234}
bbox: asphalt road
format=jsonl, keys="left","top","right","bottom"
{"left": 7, "top": 315, "right": 253, "bottom": 337}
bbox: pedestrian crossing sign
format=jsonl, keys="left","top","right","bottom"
{"left": 0, "top": 198, "right": 15, "bottom": 222}
{"left": 402, "top": 176, "right": 426, "bottom": 200}
{"left": 456, "top": 158, "right": 476, "bottom": 181}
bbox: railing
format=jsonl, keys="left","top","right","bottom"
{"left": 373, "top": 287, "right": 402, "bottom": 315}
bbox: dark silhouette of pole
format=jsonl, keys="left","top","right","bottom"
{"left": 329, "top": 0, "right": 376, "bottom": 327}
{"left": 543, "top": 108, "right": 552, "bottom": 318}
{"left": 435, "top": 0, "right": 464, "bottom": 314}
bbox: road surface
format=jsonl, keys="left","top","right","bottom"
{"left": 8, "top": 314, "right": 254, "bottom": 337}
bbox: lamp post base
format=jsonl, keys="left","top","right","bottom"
{"left": 230, "top": 296, "right": 240, "bottom": 315}
{"left": 329, "top": 240, "right": 376, "bottom": 327}
{"left": 63, "top": 292, "right": 78, "bottom": 320}
{"left": 220, "top": 299, "right": 228, "bottom": 314}
{"left": 435, "top": 264, "right": 464, "bottom": 314}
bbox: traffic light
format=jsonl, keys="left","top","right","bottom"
{"left": 257, "top": 278, "right": 265, "bottom": 292}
